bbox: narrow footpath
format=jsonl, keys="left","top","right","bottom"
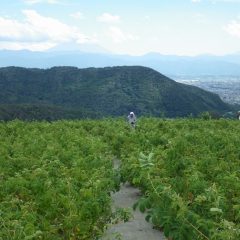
{"left": 101, "top": 160, "right": 165, "bottom": 240}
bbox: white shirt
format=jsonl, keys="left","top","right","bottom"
{"left": 128, "top": 114, "right": 136, "bottom": 124}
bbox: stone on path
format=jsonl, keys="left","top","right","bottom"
{"left": 101, "top": 181, "right": 165, "bottom": 240}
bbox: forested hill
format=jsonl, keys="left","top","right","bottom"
{"left": 0, "top": 66, "right": 231, "bottom": 120}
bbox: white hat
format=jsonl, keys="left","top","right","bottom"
{"left": 130, "top": 112, "right": 134, "bottom": 115}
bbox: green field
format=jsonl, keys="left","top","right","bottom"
{"left": 1, "top": 118, "right": 240, "bottom": 240}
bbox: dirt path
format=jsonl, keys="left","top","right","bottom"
{"left": 101, "top": 160, "right": 165, "bottom": 240}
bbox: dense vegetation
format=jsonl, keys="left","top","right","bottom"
{"left": 1, "top": 118, "right": 239, "bottom": 239}
{"left": 0, "top": 66, "right": 231, "bottom": 120}
{"left": 0, "top": 104, "right": 101, "bottom": 121}
{"left": 114, "top": 118, "right": 240, "bottom": 240}
{"left": 0, "top": 120, "right": 119, "bottom": 239}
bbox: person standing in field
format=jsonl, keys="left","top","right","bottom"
{"left": 238, "top": 111, "right": 240, "bottom": 120}
{"left": 128, "top": 112, "right": 137, "bottom": 128}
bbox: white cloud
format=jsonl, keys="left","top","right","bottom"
{"left": 0, "top": 41, "right": 56, "bottom": 51}
{"left": 191, "top": 0, "right": 201, "bottom": 2}
{"left": 97, "top": 13, "right": 120, "bottom": 23}
{"left": 0, "top": 15, "right": 43, "bottom": 42}
{"left": 108, "top": 26, "right": 138, "bottom": 43}
{"left": 23, "top": 10, "right": 88, "bottom": 42}
{"left": 108, "top": 27, "right": 125, "bottom": 43}
{"left": 0, "top": 10, "right": 90, "bottom": 51}
{"left": 70, "top": 12, "right": 84, "bottom": 20}
{"left": 23, "top": 0, "right": 60, "bottom": 4}
{"left": 225, "top": 20, "right": 240, "bottom": 38}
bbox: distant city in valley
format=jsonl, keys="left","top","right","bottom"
{"left": 172, "top": 75, "right": 240, "bottom": 105}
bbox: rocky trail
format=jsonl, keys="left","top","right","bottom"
{"left": 101, "top": 160, "right": 165, "bottom": 240}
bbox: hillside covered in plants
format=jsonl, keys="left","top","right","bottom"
{"left": 0, "top": 66, "right": 231, "bottom": 120}
{"left": 1, "top": 118, "right": 239, "bottom": 239}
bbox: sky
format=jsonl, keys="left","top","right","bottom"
{"left": 0, "top": 0, "right": 240, "bottom": 56}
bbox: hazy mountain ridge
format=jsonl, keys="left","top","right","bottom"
{"left": 0, "top": 66, "right": 231, "bottom": 120}
{"left": 1, "top": 50, "right": 240, "bottom": 75}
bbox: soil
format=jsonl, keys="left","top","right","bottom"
{"left": 101, "top": 160, "right": 165, "bottom": 240}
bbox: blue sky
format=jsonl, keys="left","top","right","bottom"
{"left": 0, "top": 0, "right": 240, "bottom": 55}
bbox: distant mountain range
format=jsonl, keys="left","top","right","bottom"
{"left": 0, "top": 66, "right": 231, "bottom": 120}
{"left": 1, "top": 48, "right": 240, "bottom": 75}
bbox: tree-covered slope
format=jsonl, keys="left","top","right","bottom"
{"left": 0, "top": 66, "right": 231, "bottom": 119}
{"left": 0, "top": 104, "right": 101, "bottom": 121}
